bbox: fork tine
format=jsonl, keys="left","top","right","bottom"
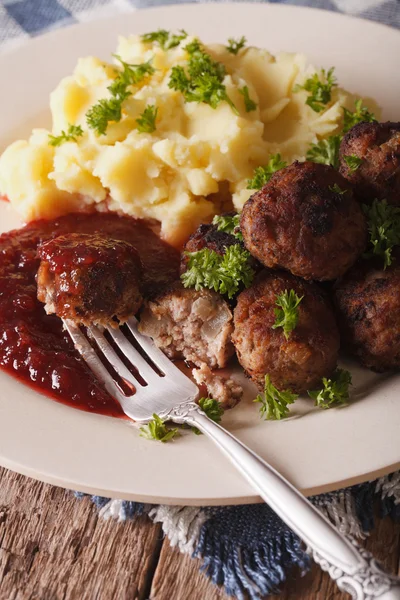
{"left": 63, "top": 319, "right": 129, "bottom": 401}
{"left": 105, "top": 324, "right": 160, "bottom": 384}
{"left": 87, "top": 325, "right": 142, "bottom": 387}
{"left": 126, "top": 317, "right": 194, "bottom": 385}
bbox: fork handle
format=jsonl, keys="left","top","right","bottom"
{"left": 173, "top": 405, "right": 400, "bottom": 599}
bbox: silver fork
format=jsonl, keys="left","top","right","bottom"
{"left": 65, "top": 316, "right": 400, "bottom": 600}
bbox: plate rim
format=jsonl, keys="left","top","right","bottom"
{"left": 0, "top": 2, "right": 399, "bottom": 505}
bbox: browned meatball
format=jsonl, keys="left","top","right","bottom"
{"left": 334, "top": 253, "right": 400, "bottom": 371}
{"left": 240, "top": 161, "right": 367, "bottom": 281}
{"left": 232, "top": 270, "right": 340, "bottom": 392}
{"left": 138, "top": 282, "right": 234, "bottom": 369}
{"left": 339, "top": 122, "right": 400, "bottom": 205}
{"left": 181, "top": 221, "right": 240, "bottom": 273}
{"left": 37, "top": 233, "right": 143, "bottom": 326}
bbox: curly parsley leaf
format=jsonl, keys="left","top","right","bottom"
{"left": 218, "top": 245, "right": 255, "bottom": 297}
{"left": 247, "top": 154, "right": 288, "bottom": 190}
{"left": 136, "top": 104, "right": 158, "bottom": 133}
{"left": 239, "top": 86, "right": 257, "bottom": 112}
{"left": 168, "top": 39, "right": 237, "bottom": 113}
{"left": 329, "top": 183, "right": 347, "bottom": 195}
{"left": 308, "top": 369, "right": 352, "bottom": 409}
{"left": 272, "top": 289, "right": 303, "bottom": 340}
{"left": 86, "top": 57, "right": 154, "bottom": 135}
{"left": 306, "top": 135, "right": 341, "bottom": 169}
{"left": 181, "top": 245, "right": 254, "bottom": 299}
{"left": 343, "top": 154, "right": 363, "bottom": 172}
{"left": 192, "top": 397, "right": 225, "bottom": 435}
{"left": 226, "top": 36, "right": 246, "bottom": 55}
{"left": 254, "top": 375, "right": 298, "bottom": 420}
{"left": 362, "top": 199, "right": 400, "bottom": 269}
{"left": 294, "top": 67, "right": 337, "bottom": 112}
{"left": 112, "top": 55, "right": 155, "bottom": 87}
{"left": 141, "top": 29, "right": 188, "bottom": 50}
{"left": 343, "top": 99, "right": 376, "bottom": 133}
{"left": 139, "top": 413, "right": 180, "bottom": 442}
{"left": 48, "top": 124, "right": 83, "bottom": 147}
{"left": 86, "top": 98, "right": 126, "bottom": 136}
{"left": 212, "top": 213, "right": 243, "bottom": 240}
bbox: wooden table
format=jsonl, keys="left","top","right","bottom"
{"left": 0, "top": 467, "right": 398, "bottom": 599}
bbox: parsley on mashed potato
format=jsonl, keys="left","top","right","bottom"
{"left": 0, "top": 33, "right": 378, "bottom": 246}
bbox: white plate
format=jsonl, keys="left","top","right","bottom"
{"left": 0, "top": 3, "right": 399, "bottom": 506}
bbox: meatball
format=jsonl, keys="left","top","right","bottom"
{"left": 240, "top": 161, "right": 367, "bottom": 281}
{"left": 339, "top": 121, "right": 400, "bottom": 205}
{"left": 37, "top": 233, "right": 143, "bottom": 326}
{"left": 232, "top": 270, "right": 340, "bottom": 392}
{"left": 138, "top": 283, "right": 234, "bottom": 369}
{"left": 180, "top": 216, "right": 259, "bottom": 276}
{"left": 334, "top": 254, "right": 400, "bottom": 371}
{"left": 180, "top": 221, "right": 239, "bottom": 273}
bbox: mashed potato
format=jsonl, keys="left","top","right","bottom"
{"left": 0, "top": 34, "right": 379, "bottom": 245}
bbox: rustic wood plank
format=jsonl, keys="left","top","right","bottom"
{"left": 150, "top": 544, "right": 225, "bottom": 600}
{"left": 0, "top": 467, "right": 162, "bottom": 600}
{"left": 151, "top": 513, "right": 400, "bottom": 600}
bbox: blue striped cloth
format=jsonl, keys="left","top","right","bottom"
{"left": 1, "top": 1, "right": 399, "bottom": 598}
{"left": 0, "top": 0, "right": 399, "bottom": 50}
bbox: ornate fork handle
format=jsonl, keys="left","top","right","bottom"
{"left": 313, "top": 539, "right": 400, "bottom": 599}
{"left": 166, "top": 401, "right": 400, "bottom": 600}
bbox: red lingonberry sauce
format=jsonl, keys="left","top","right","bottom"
{"left": 0, "top": 212, "right": 180, "bottom": 417}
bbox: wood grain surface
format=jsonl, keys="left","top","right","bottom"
{"left": 0, "top": 467, "right": 398, "bottom": 600}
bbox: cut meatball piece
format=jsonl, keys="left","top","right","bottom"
{"left": 192, "top": 364, "right": 242, "bottom": 409}
{"left": 334, "top": 254, "right": 400, "bottom": 372}
{"left": 241, "top": 161, "right": 367, "bottom": 281}
{"left": 232, "top": 270, "right": 340, "bottom": 393}
{"left": 339, "top": 121, "right": 400, "bottom": 205}
{"left": 37, "top": 233, "right": 142, "bottom": 326}
{"left": 138, "top": 283, "right": 234, "bottom": 369}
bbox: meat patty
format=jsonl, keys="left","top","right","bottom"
{"left": 334, "top": 254, "right": 400, "bottom": 372}
{"left": 232, "top": 270, "right": 340, "bottom": 392}
{"left": 339, "top": 121, "right": 400, "bottom": 205}
{"left": 138, "top": 283, "right": 234, "bottom": 369}
{"left": 37, "top": 233, "right": 143, "bottom": 326}
{"left": 240, "top": 161, "right": 367, "bottom": 281}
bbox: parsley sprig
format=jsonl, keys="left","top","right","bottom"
{"left": 212, "top": 213, "right": 243, "bottom": 240}
{"left": 362, "top": 199, "right": 400, "bottom": 269}
{"left": 168, "top": 39, "right": 237, "bottom": 113}
{"left": 86, "top": 56, "right": 155, "bottom": 135}
{"left": 254, "top": 375, "right": 298, "bottom": 420}
{"left": 306, "top": 135, "right": 341, "bottom": 169}
{"left": 181, "top": 245, "right": 255, "bottom": 299}
{"left": 247, "top": 154, "right": 287, "bottom": 190}
{"left": 140, "top": 413, "right": 180, "bottom": 442}
{"left": 272, "top": 289, "right": 303, "bottom": 340}
{"left": 294, "top": 67, "right": 337, "bottom": 113}
{"left": 308, "top": 369, "right": 352, "bottom": 409}
{"left": 329, "top": 183, "right": 346, "bottom": 195}
{"left": 141, "top": 29, "right": 188, "bottom": 50}
{"left": 48, "top": 124, "right": 83, "bottom": 147}
{"left": 136, "top": 105, "right": 158, "bottom": 133}
{"left": 239, "top": 86, "right": 257, "bottom": 112}
{"left": 226, "top": 36, "right": 246, "bottom": 55}
{"left": 343, "top": 99, "right": 376, "bottom": 133}
{"left": 192, "top": 397, "right": 225, "bottom": 435}
{"left": 343, "top": 154, "right": 363, "bottom": 172}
